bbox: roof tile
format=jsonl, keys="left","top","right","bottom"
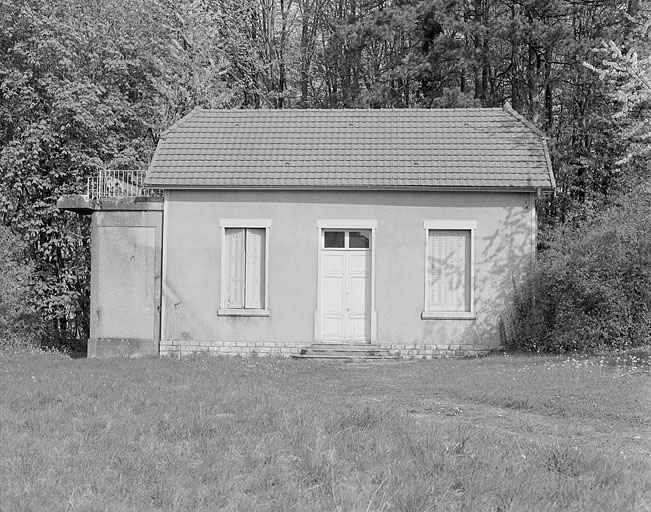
{"left": 146, "top": 107, "right": 555, "bottom": 191}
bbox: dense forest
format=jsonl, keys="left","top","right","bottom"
{"left": 0, "top": 0, "right": 649, "bottom": 350}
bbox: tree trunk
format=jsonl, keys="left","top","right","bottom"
{"left": 300, "top": 1, "right": 311, "bottom": 106}
{"left": 473, "top": 0, "right": 486, "bottom": 101}
{"left": 544, "top": 46, "right": 552, "bottom": 129}
{"left": 510, "top": 6, "right": 521, "bottom": 111}
{"left": 527, "top": 44, "right": 540, "bottom": 124}
{"left": 278, "top": 0, "right": 292, "bottom": 108}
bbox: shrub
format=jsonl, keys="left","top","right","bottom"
{"left": 507, "top": 188, "right": 651, "bottom": 352}
{"left": 0, "top": 225, "right": 43, "bottom": 348}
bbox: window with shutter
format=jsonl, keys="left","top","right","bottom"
{"left": 244, "top": 228, "right": 265, "bottom": 309}
{"left": 221, "top": 224, "right": 268, "bottom": 313}
{"left": 225, "top": 228, "right": 245, "bottom": 308}
{"left": 428, "top": 230, "right": 470, "bottom": 312}
{"left": 423, "top": 222, "right": 475, "bottom": 319}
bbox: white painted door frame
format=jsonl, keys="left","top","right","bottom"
{"left": 314, "top": 220, "right": 377, "bottom": 344}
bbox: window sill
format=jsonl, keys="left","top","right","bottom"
{"left": 218, "top": 309, "right": 270, "bottom": 317}
{"left": 421, "top": 311, "right": 476, "bottom": 320}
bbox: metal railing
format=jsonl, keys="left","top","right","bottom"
{"left": 86, "top": 170, "right": 159, "bottom": 199}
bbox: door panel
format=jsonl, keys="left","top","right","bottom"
{"left": 323, "top": 252, "right": 346, "bottom": 339}
{"left": 347, "top": 253, "right": 369, "bottom": 315}
{"left": 347, "top": 252, "right": 370, "bottom": 341}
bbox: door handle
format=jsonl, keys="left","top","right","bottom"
{"left": 345, "top": 291, "right": 351, "bottom": 311}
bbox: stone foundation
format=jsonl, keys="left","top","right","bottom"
{"left": 159, "top": 340, "right": 492, "bottom": 358}
{"left": 160, "top": 340, "right": 302, "bottom": 358}
{"left": 381, "top": 343, "right": 491, "bottom": 359}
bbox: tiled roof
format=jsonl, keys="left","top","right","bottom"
{"left": 145, "top": 106, "right": 555, "bottom": 191}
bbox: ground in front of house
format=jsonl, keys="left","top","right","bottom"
{"left": 1, "top": 350, "right": 650, "bottom": 511}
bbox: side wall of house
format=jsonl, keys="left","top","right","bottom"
{"left": 160, "top": 190, "right": 534, "bottom": 357}
{"left": 89, "top": 208, "right": 163, "bottom": 357}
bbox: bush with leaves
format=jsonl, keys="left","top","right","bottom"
{"left": 0, "top": 226, "right": 43, "bottom": 348}
{"left": 508, "top": 188, "right": 651, "bottom": 352}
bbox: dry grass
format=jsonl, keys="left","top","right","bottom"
{"left": 1, "top": 350, "right": 650, "bottom": 511}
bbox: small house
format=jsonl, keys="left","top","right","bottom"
{"left": 59, "top": 106, "right": 555, "bottom": 358}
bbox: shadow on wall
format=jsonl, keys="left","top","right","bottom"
{"left": 458, "top": 204, "right": 533, "bottom": 347}
{"left": 163, "top": 279, "right": 213, "bottom": 343}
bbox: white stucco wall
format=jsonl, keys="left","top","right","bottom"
{"left": 161, "top": 190, "right": 535, "bottom": 349}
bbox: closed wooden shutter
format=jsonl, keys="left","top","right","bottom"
{"left": 244, "top": 228, "right": 265, "bottom": 309}
{"left": 225, "top": 228, "right": 245, "bottom": 308}
{"left": 429, "top": 230, "right": 470, "bottom": 312}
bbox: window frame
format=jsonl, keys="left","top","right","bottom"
{"left": 218, "top": 218, "right": 271, "bottom": 317}
{"left": 322, "top": 229, "right": 371, "bottom": 250}
{"left": 422, "top": 220, "right": 476, "bottom": 320}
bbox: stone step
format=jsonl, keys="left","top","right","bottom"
{"left": 292, "top": 354, "right": 395, "bottom": 360}
{"left": 292, "top": 343, "right": 399, "bottom": 360}
{"left": 303, "top": 347, "right": 389, "bottom": 353}
{"left": 305, "top": 344, "right": 387, "bottom": 351}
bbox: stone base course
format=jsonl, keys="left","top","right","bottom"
{"left": 159, "top": 340, "right": 491, "bottom": 359}
{"left": 382, "top": 343, "right": 491, "bottom": 358}
{"left": 160, "top": 340, "right": 301, "bottom": 358}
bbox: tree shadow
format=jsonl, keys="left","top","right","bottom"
{"left": 456, "top": 203, "right": 534, "bottom": 348}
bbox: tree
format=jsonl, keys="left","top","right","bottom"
{"left": 0, "top": 225, "right": 42, "bottom": 347}
{"left": 584, "top": 15, "right": 651, "bottom": 173}
{"left": 0, "top": 0, "right": 171, "bottom": 344}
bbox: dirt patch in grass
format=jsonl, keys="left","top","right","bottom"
{"left": 316, "top": 356, "right": 651, "bottom": 461}
{"left": 406, "top": 394, "right": 651, "bottom": 459}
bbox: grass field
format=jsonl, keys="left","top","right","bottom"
{"left": 1, "top": 350, "right": 650, "bottom": 511}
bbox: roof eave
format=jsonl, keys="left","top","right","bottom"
{"left": 542, "top": 139, "right": 557, "bottom": 191}
{"left": 502, "top": 102, "right": 547, "bottom": 139}
{"left": 159, "top": 107, "right": 202, "bottom": 139}
{"left": 143, "top": 183, "right": 554, "bottom": 193}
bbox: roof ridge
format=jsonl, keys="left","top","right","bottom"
{"left": 196, "top": 107, "right": 499, "bottom": 113}
{"left": 160, "top": 107, "right": 203, "bottom": 138}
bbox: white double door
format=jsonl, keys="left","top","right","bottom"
{"left": 321, "top": 231, "right": 371, "bottom": 343}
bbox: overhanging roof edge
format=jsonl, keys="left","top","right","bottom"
{"left": 542, "top": 139, "right": 557, "bottom": 191}
{"left": 144, "top": 184, "right": 554, "bottom": 193}
{"left": 159, "top": 107, "right": 202, "bottom": 139}
{"left": 502, "top": 102, "right": 547, "bottom": 139}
